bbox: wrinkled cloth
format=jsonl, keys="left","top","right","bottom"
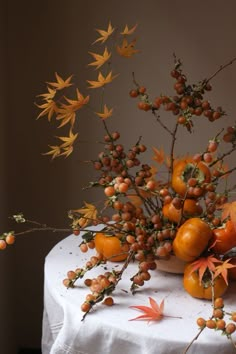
{"left": 42, "top": 231, "right": 236, "bottom": 354}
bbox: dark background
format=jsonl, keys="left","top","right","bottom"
{"left": 2, "top": 1, "right": 236, "bottom": 352}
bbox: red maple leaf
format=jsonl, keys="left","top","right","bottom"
{"left": 129, "top": 297, "right": 181, "bottom": 323}
{"left": 218, "top": 201, "right": 236, "bottom": 229}
{"left": 189, "top": 255, "right": 220, "bottom": 285}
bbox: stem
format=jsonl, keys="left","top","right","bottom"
{"left": 205, "top": 57, "right": 236, "bottom": 85}
{"left": 182, "top": 327, "right": 205, "bottom": 354}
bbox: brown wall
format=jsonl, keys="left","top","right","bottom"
{"left": 4, "top": 0, "right": 236, "bottom": 351}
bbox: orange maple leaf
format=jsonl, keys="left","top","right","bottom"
{"left": 93, "top": 21, "right": 115, "bottom": 44}
{"left": 88, "top": 47, "right": 111, "bottom": 70}
{"left": 37, "top": 87, "right": 56, "bottom": 101}
{"left": 129, "top": 297, "right": 165, "bottom": 322}
{"left": 42, "top": 145, "right": 61, "bottom": 160}
{"left": 152, "top": 147, "right": 165, "bottom": 164}
{"left": 116, "top": 38, "right": 140, "bottom": 58}
{"left": 213, "top": 258, "right": 236, "bottom": 285}
{"left": 120, "top": 24, "right": 138, "bottom": 35}
{"left": 64, "top": 89, "right": 90, "bottom": 110}
{"left": 189, "top": 255, "right": 220, "bottom": 285}
{"left": 87, "top": 71, "right": 119, "bottom": 89}
{"left": 56, "top": 107, "right": 76, "bottom": 128}
{"left": 47, "top": 72, "right": 73, "bottom": 90}
{"left": 95, "top": 104, "right": 113, "bottom": 120}
{"left": 218, "top": 201, "right": 236, "bottom": 228}
{"left": 36, "top": 100, "right": 57, "bottom": 121}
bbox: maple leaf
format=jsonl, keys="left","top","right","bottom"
{"left": 120, "top": 24, "right": 138, "bottom": 35}
{"left": 72, "top": 202, "right": 98, "bottom": 227}
{"left": 87, "top": 71, "right": 119, "bottom": 89}
{"left": 189, "top": 255, "right": 220, "bottom": 285}
{"left": 56, "top": 107, "right": 76, "bottom": 128}
{"left": 95, "top": 104, "right": 113, "bottom": 120}
{"left": 36, "top": 100, "right": 58, "bottom": 121}
{"left": 218, "top": 201, "right": 236, "bottom": 228}
{"left": 116, "top": 38, "right": 140, "bottom": 58}
{"left": 47, "top": 72, "right": 73, "bottom": 90}
{"left": 129, "top": 297, "right": 165, "bottom": 322}
{"left": 37, "top": 87, "right": 56, "bottom": 101}
{"left": 127, "top": 194, "right": 143, "bottom": 207}
{"left": 64, "top": 89, "right": 90, "bottom": 110}
{"left": 59, "top": 145, "right": 74, "bottom": 158}
{"left": 56, "top": 130, "right": 78, "bottom": 148}
{"left": 42, "top": 145, "right": 61, "bottom": 160}
{"left": 93, "top": 21, "right": 115, "bottom": 44}
{"left": 214, "top": 258, "right": 236, "bottom": 285}
{"left": 88, "top": 47, "right": 111, "bottom": 70}
{"left": 152, "top": 147, "right": 165, "bottom": 164}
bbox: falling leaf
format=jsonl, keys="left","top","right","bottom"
{"left": 88, "top": 47, "right": 111, "bottom": 70}
{"left": 116, "top": 38, "right": 140, "bottom": 58}
{"left": 36, "top": 100, "right": 58, "bottom": 121}
{"left": 120, "top": 24, "right": 138, "bottom": 35}
{"left": 72, "top": 202, "right": 98, "bottom": 227}
{"left": 87, "top": 71, "right": 119, "bottom": 89}
{"left": 56, "top": 130, "right": 78, "bottom": 148}
{"left": 42, "top": 145, "right": 61, "bottom": 160}
{"left": 93, "top": 21, "right": 115, "bottom": 44}
{"left": 56, "top": 107, "right": 76, "bottom": 128}
{"left": 189, "top": 255, "right": 219, "bottom": 285}
{"left": 214, "top": 259, "right": 236, "bottom": 285}
{"left": 37, "top": 87, "right": 56, "bottom": 101}
{"left": 59, "top": 145, "right": 74, "bottom": 158}
{"left": 95, "top": 104, "right": 113, "bottom": 120}
{"left": 47, "top": 72, "right": 73, "bottom": 90}
{"left": 64, "top": 89, "right": 90, "bottom": 110}
{"left": 129, "top": 297, "right": 165, "bottom": 322}
{"left": 152, "top": 147, "right": 165, "bottom": 164}
{"left": 218, "top": 201, "right": 236, "bottom": 228}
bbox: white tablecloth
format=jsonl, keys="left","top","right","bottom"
{"left": 42, "top": 230, "right": 236, "bottom": 354}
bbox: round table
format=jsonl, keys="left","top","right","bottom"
{"left": 42, "top": 229, "right": 236, "bottom": 354}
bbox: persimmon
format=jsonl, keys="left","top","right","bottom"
{"left": 162, "top": 199, "right": 203, "bottom": 224}
{"left": 94, "top": 232, "right": 129, "bottom": 262}
{"left": 212, "top": 220, "right": 236, "bottom": 255}
{"left": 183, "top": 263, "right": 228, "bottom": 300}
{"left": 171, "top": 157, "right": 211, "bottom": 197}
{"left": 173, "top": 218, "right": 212, "bottom": 262}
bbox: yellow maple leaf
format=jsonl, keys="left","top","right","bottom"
{"left": 37, "top": 87, "right": 56, "bottom": 101}
{"left": 64, "top": 89, "right": 90, "bottom": 110}
{"left": 88, "top": 47, "right": 111, "bottom": 70}
{"left": 120, "top": 24, "right": 138, "bottom": 35}
{"left": 47, "top": 72, "right": 73, "bottom": 90}
{"left": 59, "top": 145, "right": 74, "bottom": 158}
{"left": 87, "top": 71, "right": 119, "bottom": 89}
{"left": 57, "top": 130, "right": 78, "bottom": 148}
{"left": 93, "top": 21, "right": 114, "bottom": 44}
{"left": 36, "top": 100, "right": 58, "bottom": 121}
{"left": 95, "top": 104, "right": 113, "bottom": 120}
{"left": 42, "top": 145, "right": 61, "bottom": 159}
{"left": 56, "top": 107, "right": 76, "bottom": 128}
{"left": 116, "top": 38, "right": 140, "bottom": 58}
{"left": 72, "top": 202, "right": 98, "bottom": 227}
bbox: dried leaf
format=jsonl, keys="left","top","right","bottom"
{"left": 129, "top": 297, "right": 164, "bottom": 322}
{"left": 47, "top": 72, "right": 73, "bottom": 90}
{"left": 36, "top": 100, "right": 57, "bottom": 121}
{"left": 152, "top": 147, "right": 165, "bottom": 164}
{"left": 116, "top": 38, "right": 140, "bottom": 58}
{"left": 88, "top": 47, "right": 111, "bottom": 70}
{"left": 87, "top": 71, "right": 119, "bottom": 89}
{"left": 93, "top": 21, "right": 114, "bottom": 44}
{"left": 63, "top": 89, "right": 90, "bottom": 110}
{"left": 95, "top": 104, "right": 113, "bottom": 120}
{"left": 42, "top": 145, "right": 61, "bottom": 160}
{"left": 120, "top": 24, "right": 138, "bottom": 35}
{"left": 72, "top": 202, "right": 98, "bottom": 227}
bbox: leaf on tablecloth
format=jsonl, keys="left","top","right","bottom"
{"left": 129, "top": 297, "right": 165, "bottom": 322}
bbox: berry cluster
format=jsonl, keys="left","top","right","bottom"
{"left": 197, "top": 297, "right": 236, "bottom": 337}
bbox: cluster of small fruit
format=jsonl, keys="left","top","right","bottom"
{"left": 0, "top": 232, "right": 15, "bottom": 250}
{"left": 130, "top": 60, "right": 225, "bottom": 131}
{"left": 197, "top": 297, "right": 236, "bottom": 337}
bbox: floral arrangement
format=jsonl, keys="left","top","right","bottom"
{"left": 2, "top": 22, "right": 236, "bottom": 351}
